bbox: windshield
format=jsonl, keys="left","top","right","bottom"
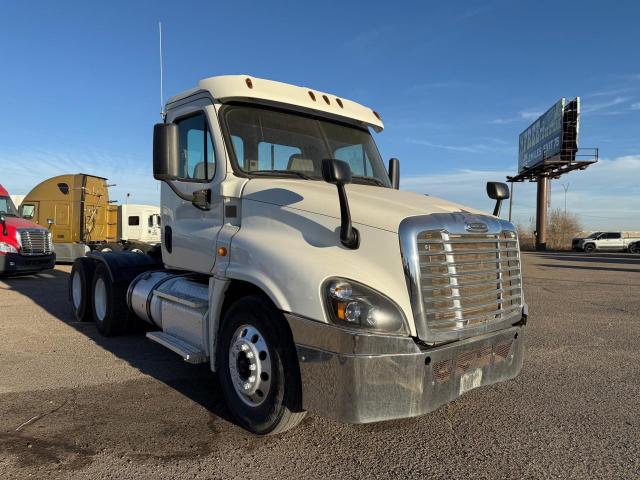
{"left": 586, "top": 232, "right": 603, "bottom": 239}
{"left": 221, "top": 104, "right": 391, "bottom": 187}
{"left": 0, "top": 196, "right": 18, "bottom": 216}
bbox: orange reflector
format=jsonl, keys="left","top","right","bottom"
{"left": 217, "top": 247, "right": 227, "bottom": 256}
{"left": 337, "top": 302, "right": 346, "bottom": 320}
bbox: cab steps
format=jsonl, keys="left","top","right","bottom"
{"left": 146, "top": 331, "right": 207, "bottom": 364}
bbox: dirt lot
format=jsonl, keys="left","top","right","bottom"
{"left": 1, "top": 252, "right": 639, "bottom": 479}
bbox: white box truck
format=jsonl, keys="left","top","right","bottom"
{"left": 70, "top": 75, "right": 527, "bottom": 435}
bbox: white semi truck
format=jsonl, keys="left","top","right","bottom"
{"left": 70, "top": 75, "right": 527, "bottom": 435}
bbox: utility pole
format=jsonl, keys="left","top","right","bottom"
{"left": 561, "top": 183, "right": 570, "bottom": 214}
{"left": 508, "top": 181, "right": 514, "bottom": 222}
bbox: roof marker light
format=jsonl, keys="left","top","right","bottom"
{"left": 308, "top": 91, "right": 316, "bottom": 101}
{"left": 336, "top": 98, "right": 344, "bottom": 108}
{"left": 372, "top": 110, "right": 381, "bottom": 120}
{"left": 245, "top": 78, "right": 253, "bottom": 89}
{"left": 322, "top": 95, "right": 330, "bottom": 105}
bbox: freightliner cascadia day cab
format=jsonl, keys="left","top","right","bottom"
{"left": 70, "top": 75, "right": 527, "bottom": 435}
{"left": 0, "top": 184, "right": 55, "bottom": 275}
{"left": 21, "top": 174, "right": 160, "bottom": 261}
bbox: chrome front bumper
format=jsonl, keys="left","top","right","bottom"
{"left": 286, "top": 314, "right": 525, "bottom": 424}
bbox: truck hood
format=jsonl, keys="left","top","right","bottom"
{"left": 242, "top": 179, "right": 487, "bottom": 233}
{"left": 0, "top": 216, "right": 48, "bottom": 248}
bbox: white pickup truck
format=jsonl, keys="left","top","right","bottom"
{"left": 69, "top": 75, "right": 527, "bottom": 435}
{"left": 572, "top": 231, "right": 640, "bottom": 253}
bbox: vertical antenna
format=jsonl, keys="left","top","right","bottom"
{"left": 158, "top": 21, "right": 166, "bottom": 122}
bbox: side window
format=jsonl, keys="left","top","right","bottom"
{"left": 607, "top": 232, "right": 621, "bottom": 239}
{"left": 176, "top": 112, "right": 216, "bottom": 181}
{"left": 334, "top": 144, "right": 373, "bottom": 176}
{"left": 21, "top": 204, "right": 36, "bottom": 219}
{"left": 148, "top": 216, "right": 154, "bottom": 228}
{"left": 128, "top": 216, "right": 140, "bottom": 226}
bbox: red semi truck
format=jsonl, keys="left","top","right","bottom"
{"left": 0, "top": 183, "right": 55, "bottom": 275}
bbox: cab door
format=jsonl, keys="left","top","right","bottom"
{"left": 161, "top": 99, "right": 224, "bottom": 274}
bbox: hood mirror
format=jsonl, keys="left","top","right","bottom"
{"left": 322, "top": 159, "right": 359, "bottom": 249}
{"left": 0, "top": 214, "right": 7, "bottom": 236}
{"left": 486, "top": 181, "right": 510, "bottom": 217}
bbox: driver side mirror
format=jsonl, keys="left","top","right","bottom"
{"left": 153, "top": 123, "right": 180, "bottom": 181}
{"left": 486, "top": 181, "right": 510, "bottom": 217}
{"left": 322, "top": 159, "right": 359, "bottom": 249}
{"left": 153, "top": 123, "right": 210, "bottom": 211}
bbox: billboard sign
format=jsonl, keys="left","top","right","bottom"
{"left": 518, "top": 99, "right": 565, "bottom": 173}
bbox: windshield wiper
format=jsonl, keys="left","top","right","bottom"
{"left": 351, "top": 176, "right": 386, "bottom": 187}
{"left": 251, "top": 170, "right": 314, "bottom": 180}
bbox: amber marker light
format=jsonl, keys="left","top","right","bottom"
{"left": 217, "top": 247, "right": 228, "bottom": 256}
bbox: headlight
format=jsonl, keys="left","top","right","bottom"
{"left": 323, "top": 278, "right": 408, "bottom": 335}
{"left": 0, "top": 242, "right": 18, "bottom": 254}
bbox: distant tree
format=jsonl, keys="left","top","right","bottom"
{"left": 546, "top": 209, "right": 583, "bottom": 250}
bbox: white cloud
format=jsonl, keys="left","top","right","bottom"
{"left": 631, "top": 102, "right": 640, "bottom": 110}
{"left": 400, "top": 155, "right": 640, "bottom": 230}
{"left": 581, "top": 96, "right": 629, "bottom": 114}
{"left": 0, "top": 149, "right": 159, "bottom": 206}
{"left": 410, "top": 139, "right": 515, "bottom": 155}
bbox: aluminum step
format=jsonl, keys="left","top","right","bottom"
{"left": 146, "top": 331, "right": 207, "bottom": 364}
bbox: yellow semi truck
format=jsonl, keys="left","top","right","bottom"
{"left": 20, "top": 174, "right": 160, "bottom": 261}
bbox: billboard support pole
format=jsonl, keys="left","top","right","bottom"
{"left": 508, "top": 181, "right": 514, "bottom": 222}
{"left": 535, "top": 174, "right": 549, "bottom": 251}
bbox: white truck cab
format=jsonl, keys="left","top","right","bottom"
{"left": 70, "top": 75, "right": 526, "bottom": 435}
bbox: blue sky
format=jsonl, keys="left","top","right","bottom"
{"left": 1, "top": 0, "right": 639, "bottom": 229}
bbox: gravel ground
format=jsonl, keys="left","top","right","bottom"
{"left": 0, "top": 252, "right": 639, "bottom": 479}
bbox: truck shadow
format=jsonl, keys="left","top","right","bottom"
{"left": 1, "top": 267, "right": 239, "bottom": 429}
{"left": 538, "top": 263, "right": 640, "bottom": 273}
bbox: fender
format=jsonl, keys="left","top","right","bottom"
{"left": 87, "top": 251, "right": 161, "bottom": 285}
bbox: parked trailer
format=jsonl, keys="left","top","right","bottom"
{"left": 0, "top": 184, "right": 55, "bottom": 275}
{"left": 71, "top": 75, "right": 527, "bottom": 435}
{"left": 20, "top": 174, "right": 160, "bottom": 261}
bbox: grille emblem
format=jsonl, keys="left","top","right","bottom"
{"left": 464, "top": 221, "right": 488, "bottom": 233}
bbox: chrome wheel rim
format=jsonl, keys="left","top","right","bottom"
{"left": 94, "top": 278, "right": 107, "bottom": 322}
{"left": 71, "top": 271, "right": 82, "bottom": 309}
{"left": 228, "top": 324, "right": 272, "bottom": 407}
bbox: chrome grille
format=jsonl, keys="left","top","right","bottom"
{"left": 418, "top": 230, "right": 521, "bottom": 334}
{"left": 400, "top": 213, "right": 523, "bottom": 342}
{"left": 18, "top": 229, "right": 54, "bottom": 256}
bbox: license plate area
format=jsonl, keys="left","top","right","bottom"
{"left": 459, "top": 368, "right": 483, "bottom": 395}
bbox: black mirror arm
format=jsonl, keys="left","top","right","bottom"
{"left": 493, "top": 200, "right": 503, "bottom": 217}
{"left": 165, "top": 180, "right": 210, "bottom": 211}
{"left": 0, "top": 216, "right": 7, "bottom": 236}
{"left": 336, "top": 183, "right": 359, "bottom": 249}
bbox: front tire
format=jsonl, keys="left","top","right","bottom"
{"left": 69, "top": 258, "right": 96, "bottom": 322}
{"left": 629, "top": 243, "right": 640, "bottom": 254}
{"left": 91, "top": 263, "right": 130, "bottom": 336}
{"left": 217, "top": 295, "right": 306, "bottom": 435}
{"left": 584, "top": 243, "right": 596, "bottom": 253}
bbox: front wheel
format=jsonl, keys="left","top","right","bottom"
{"left": 629, "top": 243, "right": 640, "bottom": 254}
{"left": 583, "top": 243, "right": 596, "bottom": 253}
{"left": 217, "top": 295, "right": 306, "bottom": 435}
